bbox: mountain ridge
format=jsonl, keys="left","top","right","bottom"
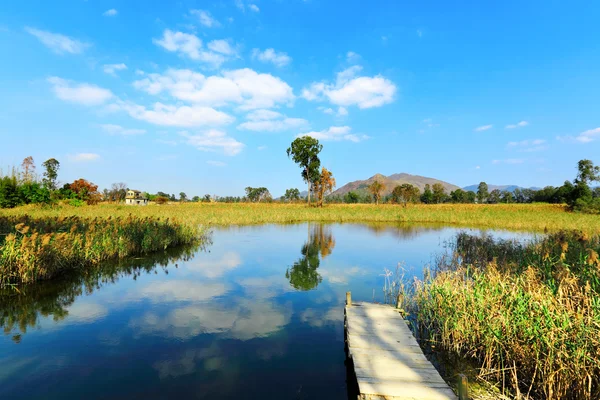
{"left": 331, "top": 173, "right": 460, "bottom": 197}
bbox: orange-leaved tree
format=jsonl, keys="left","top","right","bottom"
{"left": 70, "top": 179, "right": 102, "bottom": 204}
{"left": 313, "top": 167, "right": 336, "bottom": 207}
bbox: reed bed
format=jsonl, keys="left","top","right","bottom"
{"left": 412, "top": 232, "right": 600, "bottom": 399}
{"left": 0, "top": 215, "right": 204, "bottom": 285}
{"left": 2, "top": 202, "right": 600, "bottom": 233}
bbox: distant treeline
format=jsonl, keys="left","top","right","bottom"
{"left": 2, "top": 157, "right": 600, "bottom": 214}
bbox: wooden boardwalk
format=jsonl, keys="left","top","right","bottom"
{"left": 345, "top": 300, "right": 457, "bottom": 400}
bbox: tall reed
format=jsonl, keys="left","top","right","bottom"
{"left": 0, "top": 215, "right": 205, "bottom": 285}
{"left": 412, "top": 232, "right": 600, "bottom": 399}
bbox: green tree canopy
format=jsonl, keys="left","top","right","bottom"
{"left": 287, "top": 136, "right": 323, "bottom": 205}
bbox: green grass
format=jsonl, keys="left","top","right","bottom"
{"left": 2, "top": 202, "right": 600, "bottom": 232}
{"left": 411, "top": 231, "right": 600, "bottom": 399}
{"left": 0, "top": 214, "right": 206, "bottom": 285}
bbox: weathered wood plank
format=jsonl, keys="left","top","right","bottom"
{"left": 345, "top": 302, "right": 456, "bottom": 400}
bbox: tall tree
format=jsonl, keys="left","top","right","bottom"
{"left": 42, "top": 158, "right": 60, "bottom": 191}
{"left": 421, "top": 184, "right": 434, "bottom": 204}
{"left": 312, "top": 167, "right": 336, "bottom": 207}
{"left": 287, "top": 136, "right": 323, "bottom": 205}
{"left": 109, "top": 182, "right": 127, "bottom": 202}
{"left": 477, "top": 182, "right": 489, "bottom": 204}
{"left": 21, "top": 156, "right": 36, "bottom": 183}
{"left": 432, "top": 183, "right": 447, "bottom": 204}
{"left": 368, "top": 180, "right": 385, "bottom": 205}
{"left": 179, "top": 192, "right": 188, "bottom": 202}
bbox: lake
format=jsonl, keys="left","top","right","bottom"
{"left": 0, "top": 223, "right": 528, "bottom": 399}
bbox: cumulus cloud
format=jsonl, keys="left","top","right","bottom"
{"left": 115, "top": 101, "right": 234, "bottom": 128}
{"left": 103, "top": 9, "right": 118, "bottom": 17}
{"left": 237, "top": 109, "right": 308, "bottom": 132}
{"left": 252, "top": 48, "right": 291, "bottom": 67}
{"left": 474, "top": 124, "right": 493, "bottom": 132}
{"left": 48, "top": 77, "right": 113, "bottom": 106}
{"left": 249, "top": 4, "right": 260, "bottom": 12}
{"left": 296, "top": 126, "right": 368, "bottom": 142}
{"left": 153, "top": 29, "right": 233, "bottom": 67}
{"left": 190, "top": 9, "right": 220, "bottom": 27}
{"left": 180, "top": 129, "right": 245, "bottom": 156}
{"left": 68, "top": 153, "right": 100, "bottom": 162}
{"left": 133, "top": 68, "right": 294, "bottom": 110}
{"left": 100, "top": 124, "right": 146, "bottom": 136}
{"left": 505, "top": 120, "right": 529, "bottom": 129}
{"left": 207, "top": 39, "right": 236, "bottom": 55}
{"left": 103, "top": 63, "right": 127, "bottom": 76}
{"left": 302, "top": 65, "right": 396, "bottom": 109}
{"left": 25, "top": 27, "right": 89, "bottom": 54}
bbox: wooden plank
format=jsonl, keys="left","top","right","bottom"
{"left": 345, "top": 302, "right": 457, "bottom": 400}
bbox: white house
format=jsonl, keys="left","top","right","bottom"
{"left": 125, "top": 190, "right": 148, "bottom": 206}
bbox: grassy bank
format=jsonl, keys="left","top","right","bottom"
{"left": 412, "top": 231, "right": 600, "bottom": 399}
{"left": 3, "top": 202, "right": 600, "bottom": 232}
{"left": 0, "top": 214, "right": 205, "bottom": 285}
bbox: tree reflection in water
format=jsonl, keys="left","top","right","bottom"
{"left": 0, "top": 242, "right": 207, "bottom": 342}
{"left": 285, "top": 224, "right": 335, "bottom": 291}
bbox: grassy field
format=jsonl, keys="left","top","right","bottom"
{"left": 2, "top": 202, "right": 600, "bottom": 232}
{"left": 412, "top": 231, "right": 600, "bottom": 399}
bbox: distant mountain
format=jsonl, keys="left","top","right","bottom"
{"left": 332, "top": 173, "right": 460, "bottom": 197}
{"left": 462, "top": 184, "right": 539, "bottom": 193}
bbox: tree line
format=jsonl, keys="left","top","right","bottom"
{"left": 2, "top": 154, "right": 599, "bottom": 213}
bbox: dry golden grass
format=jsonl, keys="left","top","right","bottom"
{"left": 2, "top": 202, "right": 600, "bottom": 232}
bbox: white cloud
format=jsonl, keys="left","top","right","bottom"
{"left": 100, "top": 124, "right": 146, "bottom": 136}
{"left": 25, "top": 27, "right": 89, "bottom": 54}
{"left": 153, "top": 29, "right": 230, "bottom": 67}
{"left": 318, "top": 106, "right": 347, "bottom": 117}
{"left": 103, "top": 9, "right": 118, "bottom": 17}
{"left": 346, "top": 51, "right": 360, "bottom": 63}
{"left": 257, "top": 145, "right": 267, "bottom": 150}
{"left": 135, "top": 281, "right": 230, "bottom": 303}
{"left": 507, "top": 139, "right": 547, "bottom": 152}
{"left": 207, "top": 39, "right": 236, "bottom": 55}
{"left": 565, "top": 127, "right": 600, "bottom": 143}
{"left": 505, "top": 120, "right": 529, "bottom": 129}
{"left": 475, "top": 166, "right": 481, "bottom": 170}
{"left": 337, "top": 106, "right": 348, "bottom": 116}
{"left": 133, "top": 68, "right": 294, "bottom": 110}
{"left": 474, "top": 124, "right": 493, "bottom": 132}
{"left": 251, "top": 48, "right": 291, "bottom": 67}
{"left": 235, "top": 0, "right": 246, "bottom": 11}
{"left": 297, "top": 126, "right": 368, "bottom": 142}
{"left": 103, "top": 63, "right": 127, "bottom": 76}
{"left": 207, "top": 160, "right": 227, "bottom": 167}
{"left": 302, "top": 65, "right": 396, "bottom": 109}
{"left": 492, "top": 159, "right": 524, "bottom": 165}
{"left": 66, "top": 303, "right": 108, "bottom": 323}
{"left": 245, "top": 109, "right": 282, "bottom": 120}
{"left": 249, "top": 4, "right": 260, "bottom": 12}
{"left": 190, "top": 9, "right": 220, "bottom": 27}
{"left": 116, "top": 101, "right": 234, "bottom": 128}
{"left": 238, "top": 109, "right": 308, "bottom": 132}
{"left": 48, "top": 77, "right": 113, "bottom": 106}
{"left": 180, "top": 129, "right": 244, "bottom": 156}
{"left": 68, "top": 153, "right": 100, "bottom": 162}
{"left": 417, "top": 29, "right": 423, "bottom": 38}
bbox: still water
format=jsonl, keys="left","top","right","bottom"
{"left": 0, "top": 223, "right": 527, "bottom": 399}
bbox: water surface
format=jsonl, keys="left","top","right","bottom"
{"left": 0, "top": 223, "right": 528, "bottom": 399}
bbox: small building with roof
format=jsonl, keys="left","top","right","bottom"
{"left": 125, "top": 190, "right": 148, "bottom": 206}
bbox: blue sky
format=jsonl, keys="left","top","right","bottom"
{"left": 1, "top": 0, "right": 599, "bottom": 197}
